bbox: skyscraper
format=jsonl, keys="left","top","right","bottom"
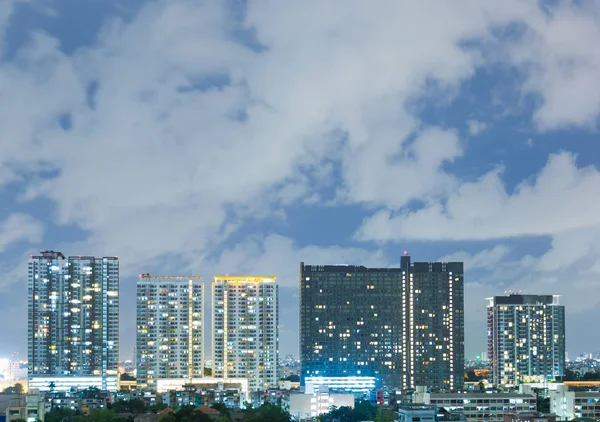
{"left": 136, "top": 275, "right": 204, "bottom": 390}
{"left": 212, "top": 276, "right": 279, "bottom": 392}
{"left": 487, "top": 294, "right": 565, "bottom": 385}
{"left": 400, "top": 255, "right": 464, "bottom": 390}
{"left": 300, "top": 255, "right": 464, "bottom": 390}
{"left": 300, "top": 263, "right": 403, "bottom": 388}
{"left": 28, "top": 251, "right": 119, "bottom": 391}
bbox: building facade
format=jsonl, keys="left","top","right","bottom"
{"left": 401, "top": 256, "right": 464, "bottom": 390}
{"left": 136, "top": 275, "right": 204, "bottom": 390}
{"left": 549, "top": 384, "right": 600, "bottom": 420}
{"left": 28, "top": 251, "right": 119, "bottom": 390}
{"left": 212, "top": 276, "right": 279, "bottom": 392}
{"left": 300, "top": 263, "right": 403, "bottom": 388}
{"left": 487, "top": 294, "right": 565, "bottom": 386}
{"left": 300, "top": 255, "right": 464, "bottom": 390}
{"left": 414, "top": 386, "right": 537, "bottom": 422}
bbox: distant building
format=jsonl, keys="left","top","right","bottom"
{"left": 136, "top": 275, "right": 204, "bottom": 390}
{"left": 487, "top": 294, "right": 565, "bottom": 385}
{"left": 28, "top": 251, "right": 119, "bottom": 391}
{"left": 299, "top": 255, "right": 464, "bottom": 390}
{"left": 212, "top": 276, "right": 279, "bottom": 392}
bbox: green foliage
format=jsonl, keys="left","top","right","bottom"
{"left": 464, "top": 370, "right": 484, "bottom": 382}
{"left": 375, "top": 407, "right": 396, "bottom": 422}
{"left": 120, "top": 373, "right": 136, "bottom": 381}
{"left": 3, "top": 383, "right": 24, "bottom": 394}
{"left": 210, "top": 403, "right": 231, "bottom": 420}
{"left": 318, "top": 400, "right": 377, "bottom": 422}
{"left": 243, "top": 403, "right": 291, "bottom": 422}
{"left": 45, "top": 407, "right": 76, "bottom": 422}
{"left": 110, "top": 399, "right": 148, "bottom": 414}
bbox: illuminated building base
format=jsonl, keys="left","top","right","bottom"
{"left": 28, "top": 376, "right": 118, "bottom": 392}
{"left": 304, "top": 376, "right": 376, "bottom": 394}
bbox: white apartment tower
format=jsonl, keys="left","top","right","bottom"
{"left": 487, "top": 294, "right": 565, "bottom": 386}
{"left": 212, "top": 276, "right": 279, "bottom": 392}
{"left": 136, "top": 275, "right": 204, "bottom": 390}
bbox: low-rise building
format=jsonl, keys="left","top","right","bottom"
{"left": 503, "top": 412, "right": 557, "bottom": 422}
{"left": 549, "top": 384, "right": 600, "bottom": 421}
{"left": 3, "top": 390, "right": 45, "bottom": 422}
{"left": 157, "top": 379, "right": 248, "bottom": 408}
{"left": 397, "top": 405, "right": 437, "bottom": 422}
{"left": 289, "top": 387, "right": 354, "bottom": 420}
{"left": 413, "top": 386, "right": 537, "bottom": 422}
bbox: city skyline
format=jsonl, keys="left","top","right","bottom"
{"left": 1, "top": 0, "right": 600, "bottom": 364}
{"left": 10, "top": 249, "right": 595, "bottom": 363}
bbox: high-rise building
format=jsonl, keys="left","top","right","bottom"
{"left": 300, "top": 255, "right": 464, "bottom": 390}
{"left": 212, "top": 276, "right": 279, "bottom": 392}
{"left": 487, "top": 294, "right": 565, "bottom": 385}
{"left": 300, "top": 263, "right": 403, "bottom": 388}
{"left": 136, "top": 275, "right": 204, "bottom": 390}
{"left": 400, "top": 255, "right": 464, "bottom": 390}
{"left": 28, "top": 251, "right": 119, "bottom": 391}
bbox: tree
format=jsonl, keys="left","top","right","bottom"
{"left": 375, "top": 407, "right": 396, "bottom": 422}
{"left": 244, "top": 403, "right": 291, "bottom": 422}
{"left": 120, "top": 373, "right": 136, "bottom": 381}
{"left": 45, "top": 407, "right": 76, "bottom": 422}
{"left": 210, "top": 403, "right": 231, "bottom": 420}
{"left": 203, "top": 367, "right": 212, "bottom": 376}
{"left": 3, "top": 383, "right": 24, "bottom": 394}
{"left": 318, "top": 400, "right": 376, "bottom": 422}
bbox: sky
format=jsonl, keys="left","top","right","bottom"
{"left": 1, "top": 0, "right": 600, "bottom": 363}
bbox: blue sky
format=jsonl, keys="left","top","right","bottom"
{"left": 1, "top": 0, "right": 600, "bottom": 362}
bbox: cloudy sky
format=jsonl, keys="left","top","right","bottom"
{"left": 1, "top": 0, "right": 600, "bottom": 362}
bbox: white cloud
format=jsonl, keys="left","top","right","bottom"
{"left": 357, "top": 152, "right": 600, "bottom": 241}
{"left": 2, "top": 0, "right": 600, "bottom": 358}
{"left": 1, "top": 0, "right": 517, "bottom": 271}
{"left": 0, "top": 214, "right": 44, "bottom": 252}
{"left": 504, "top": 1, "right": 600, "bottom": 130}
{"left": 467, "top": 119, "right": 488, "bottom": 136}
{"left": 438, "top": 245, "right": 510, "bottom": 269}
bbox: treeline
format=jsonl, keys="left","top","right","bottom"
{"left": 46, "top": 402, "right": 292, "bottom": 422}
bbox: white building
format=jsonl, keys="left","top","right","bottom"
{"left": 549, "top": 383, "right": 600, "bottom": 420}
{"left": 4, "top": 389, "right": 46, "bottom": 422}
{"left": 413, "top": 386, "right": 537, "bottom": 422}
{"left": 397, "top": 405, "right": 438, "bottom": 422}
{"left": 289, "top": 387, "right": 354, "bottom": 420}
{"left": 27, "top": 375, "right": 118, "bottom": 392}
{"left": 487, "top": 294, "right": 565, "bottom": 386}
{"left": 212, "top": 276, "right": 279, "bottom": 392}
{"left": 136, "top": 275, "right": 204, "bottom": 390}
